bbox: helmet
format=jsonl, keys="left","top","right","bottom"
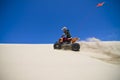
{"left": 61, "top": 27, "right": 67, "bottom": 31}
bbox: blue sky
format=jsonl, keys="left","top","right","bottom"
{"left": 0, "top": 0, "right": 120, "bottom": 43}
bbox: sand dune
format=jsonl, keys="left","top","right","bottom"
{"left": 0, "top": 41, "right": 120, "bottom": 80}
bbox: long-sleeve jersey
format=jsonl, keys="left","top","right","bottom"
{"left": 64, "top": 30, "right": 72, "bottom": 38}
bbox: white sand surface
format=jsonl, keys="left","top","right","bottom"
{"left": 0, "top": 41, "right": 120, "bottom": 80}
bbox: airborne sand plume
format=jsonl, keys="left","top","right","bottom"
{"left": 0, "top": 38, "right": 120, "bottom": 80}
{"left": 80, "top": 37, "right": 120, "bottom": 64}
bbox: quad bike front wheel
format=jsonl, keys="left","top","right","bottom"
{"left": 71, "top": 43, "right": 80, "bottom": 51}
{"left": 54, "top": 43, "right": 62, "bottom": 49}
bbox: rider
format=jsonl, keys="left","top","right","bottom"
{"left": 61, "top": 27, "right": 71, "bottom": 38}
{"left": 60, "top": 27, "right": 72, "bottom": 43}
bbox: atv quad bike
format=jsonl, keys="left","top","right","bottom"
{"left": 54, "top": 37, "right": 80, "bottom": 51}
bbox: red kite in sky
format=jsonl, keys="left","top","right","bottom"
{"left": 97, "top": 2, "right": 105, "bottom": 7}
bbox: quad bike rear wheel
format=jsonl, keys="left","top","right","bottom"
{"left": 71, "top": 43, "right": 80, "bottom": 51}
